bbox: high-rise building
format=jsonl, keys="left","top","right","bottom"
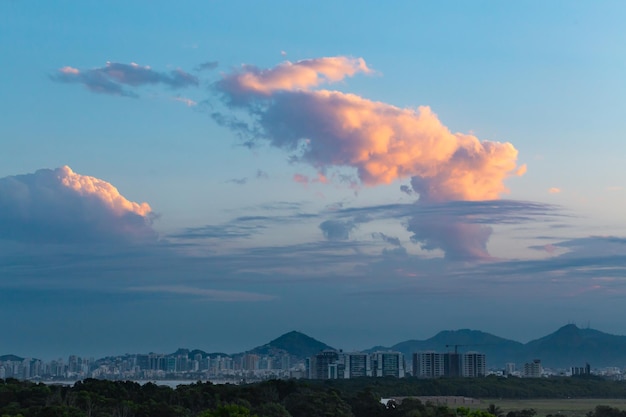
{"left": 523, "top": 359, "right": 542, "bottom": 378}
{"left": 311, "top": 350, "right": 339, "bottom": 379}
{"left": 505, "top": 363, "right": 516, "bottom": 375}
{"left": 371, "top": 352, "right": 405, "bottom": 378}
{"left": 340, "top": 352, "right": 371, "bottom": 378}
{"left": 462, "top": 352, "right": 486, "bottom": 377}
{"left": 242, "top": 354, "right": 259, "bottom": 371}
{"left": 443, "top": 353, "right": 461, "bottom": 377}
{"left": 413, "top": 352, "right": 445, "bottom": 378}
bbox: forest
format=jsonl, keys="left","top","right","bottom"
{"left": 2, "top": 376, "right": 626, "bottom": 417}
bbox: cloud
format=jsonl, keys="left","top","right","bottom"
{"left": 319, "top": 219, "right": 356, "bottom": 241}
{"left": 372, "top": 232, "right": 402, "bottom": 247}
{"left": 213, "top": 56, "right": 526, "bottom": 260}
{"left": 549, "top": 187, "right": 561, "bottom": 194}
{"left": 216, "top": 56, "right": 371, "bottom": 103}
{"left": 172, "top": 96, "right": 197, "bottom": 107}
{"left": 215, "top": 56, "right": 523, "bottom": 203}
{"left": 195, "top": 61, "right": 219, "bottom": 71}
{"left": 400, "top": 184, "right": 414, "bottom": 195}
{"left": 227, "top": 177, "right": 248, "bottom": 185}
{"left": 128, "top": 285, "right": 276, "bottom": 302}
{"left": 52, "top": 62, "right": 198, "bottom": 97}
{"left": 0, "top": 166, "right": 156, "bottom": 244}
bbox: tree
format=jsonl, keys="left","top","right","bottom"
{"left": 200, "top": 404, "right": 258, "bottom": 417}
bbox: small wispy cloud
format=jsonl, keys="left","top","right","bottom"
{"left": 549, "top": 187, "right": 561, "bottom": 194}
{"left": 226, "top": 177, "right": 248, "bottom": 185}
{"left": 127, "top": 285, "right": 276, "bottom": 302}
{"left": 195, "top": 61, "right": 219, "bottom": 71}
{"left": 52, "top": 62, "right": 198, "bottom": 97}
{"left": 172, "top": 96, "right": 197, "bottom": 107}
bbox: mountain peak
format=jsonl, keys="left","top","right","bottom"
{"left": 248, "top": 330, "right": 334, "bottom": 360}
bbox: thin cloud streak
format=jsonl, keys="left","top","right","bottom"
{"left": 127, "top": 285, "right": 277, "bottom": 302}
{"left": 52, "top": 62, "right": 198, "bottom": 97}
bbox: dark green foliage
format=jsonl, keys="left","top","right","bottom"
{"left": 2, "top": 377, "right": 626, "bottom": 417}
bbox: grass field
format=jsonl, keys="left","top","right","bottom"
{"left": 477, "top": 399, "right": 626, "bottom": 417}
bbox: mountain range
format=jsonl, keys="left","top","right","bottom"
{"left": 250, "top": 324, "right": 626, "bottom": 369}
{"left": 4, "top": 324, "right": 626, "bottom": 370}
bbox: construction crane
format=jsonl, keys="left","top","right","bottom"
{"left": 445, "top": 344, "right": 486, "bottom": 354}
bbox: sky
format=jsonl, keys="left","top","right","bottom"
{"left": 2, "top": 0, "right": 626, "bottom": 360}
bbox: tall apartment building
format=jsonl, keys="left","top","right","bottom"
{"left": 523, "top": 359, "right": 542, "bottom": 378}
{"left": 444, "top": 353, "right": 461, "bottom": 377}
{"left": 413, "top": 351, "right": 485, "bottom": 378}
{"left": 371, "top": 352, "right": 405, "bottom": 378}
{"left": 413, "top": 352, "right": 445, "bottom": 378}
{"left": 309, "top": 350, "right": 340, "bottom": 379}
{"left": 342, "top": 352, "right": 371, "bottom": 378}
{"left": 308, "top": 350, "right": 401, "bottom": 379}
{"left": 462, "top": 352, "right": 486, "bottom": 377}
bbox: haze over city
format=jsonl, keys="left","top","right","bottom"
{"left": 2, "top": 1, "right": 626, "bottom": 360}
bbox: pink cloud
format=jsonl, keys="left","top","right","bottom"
{"left": 293, "top": 173, "right": 309, "bottom": 185}
{"left": 216, "top": 56, "right": 527, "bottom": 261}
{"left": 548, "top": 187, "right": 561, "bottom": 194}
{"left": 0, "top": 166, "right": 155, "bottom": 244}
{"left": 216, "top": 58, "right": 524, "bottom": 203}
{"left": 218, "top": 56, "right": 371, "bottom": 100}
{"left": 57, "top": 165, "right": 151, "bottom": 216}
{"left": 60, "top": 66, "right": 80, "bottom": 75}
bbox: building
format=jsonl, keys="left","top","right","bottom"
{"left": 523, "top": 359, "right": 542, "bottom": 378}
{"left": 571, "top": 363, "right": 591, "bottom": 376}
{"left": 505, "top": 363, "right": 516, "bottom": 375}
{"left": 342, "top": 352, "right": 371, "bottom": 378}
{"left": 309, "top": 350, "right": 339, "bottom": 379}
{"left": 443, "top": 353, "right": 461, "bottom": 377}
{"left": 371, "top": 352, "right": 405, "bottom": 378}
{"left": 308, "top": 350, "right": 401, "bottom": 379}
{"left": 413, "top": 352, "right": 445, "bottom": 378}
{"left": 461, "top": 352, "right": 486, "bottom": 377}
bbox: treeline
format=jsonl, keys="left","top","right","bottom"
{"left": 317, "top": 375, "right": 626, "bottom": 399}
{"left": 2, "top": 376, "right": 626, "bottom": 417}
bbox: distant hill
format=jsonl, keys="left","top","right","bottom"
{"left": 169, "top": 348, "right": 232, "bottom": 359}
{"left": 246, "top": 330, "right": 334, "bottom": 360}
{"left": 6, "top": 325, "right": 626, "bottom": 370}
{"left": 0, "top": 354, "right": 24, "bottom": 362}
{"left": 521, "top": 324, "right": 626, "bottom": 368}
{"left": 367, "top": 329, "right": 524, "bottom": 368}
{"left": 368, "top": 325, "right": 626, "bottom": 369}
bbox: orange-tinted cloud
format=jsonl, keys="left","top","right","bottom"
{"left": 216, "top": 57, "right": 523, "bottom": 204}
{"left": 0, "top": 166, "right": 155, "bottom": 243}
{"left": 216, "top": 56, "right": 526, "bottom": 260}
{"left": 57, "top": 166, "right": 151, "bottom": 216}
{"left": 217, "top": 56, "right": 371, "bottom": 103}
{"left": 549, "top": 187, "right": 561, "bottom": 194}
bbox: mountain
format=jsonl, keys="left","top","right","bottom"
{"left": 0, "top": 354, "right": 24, "bottom": 362}
{"left": 367, "top": 329, "right": 524, "bottom": 368}
{"left": 370, "top": 325, "right": 626, "bottom": 369}
{"left": 522, "top": 324, "right": 626, "bottom": 368}
{"left": 246, "top": 330, "right": 334, "bottom": 360}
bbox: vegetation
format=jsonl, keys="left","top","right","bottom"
{"left": 2, "top": 376, "right": 626, "bottom": 417}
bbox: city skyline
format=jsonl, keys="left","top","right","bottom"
{"left": 2, "top": 1, "right": 626, "bottom": 359}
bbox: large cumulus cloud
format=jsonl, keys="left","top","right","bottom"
{"left": 0, "top": 166, "right": 156, "bottom": 243}
{"left": 214, "top": 56, "right": 526, "bottom": 260}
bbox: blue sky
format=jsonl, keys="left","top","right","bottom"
{"left": 2, "top": 0, "right": 626, "bottom": 360}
